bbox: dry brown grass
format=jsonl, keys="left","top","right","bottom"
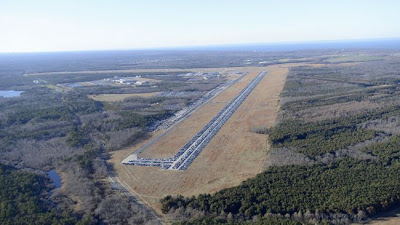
{"left": 108, "top": 65, "right": 290, "bottom": 216}
{"left": 364, "top": 218, "right": 400, "bottom": 225}
{"left": 138, "top": 68, "right": 268, "bottom": 158}
{"left": 88, "top": 92, "right": 161, "bottom": 102}
{"left": 360, "top": 208, "right": 400, "bottom": 225}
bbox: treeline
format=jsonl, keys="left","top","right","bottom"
{"left": 361, "top": 134, "right": 400, "bottom": 165}
{"left": 269, "top": 119, "right": 377, "bottom": 157}
{"left": 117, "top": 110, "right": 173, "bottom": 130}
{"left": 4, "top": 105, "right": 74, "bottom": 126}
{"left": 282, "top": 90, "right": 375, "bottom": 111}
{"left": 162, "top": 157, "right": 400, "bottom": 224}
{"left": 63, "top": 92, "right": 101, "bottom": 115}
{"left": 174, "top": 216, "right": 302, "bottom": 225}
{"left": 270, "top": 105, "right": 400, "bottom": 157}
{"left": 0, "top": 76, "right": 34, "bottom": 89}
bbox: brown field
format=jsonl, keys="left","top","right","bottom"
{"left": 360, "top": 208, "right": 400, "bottom": 225}
{"left": 139, "top": 67, "right": 268, "bottom": 158}
{"left": 88, "top": 92, "right": 161, "bottom": 102}
{"left": 363, "top": 218, "right": 400, "bottom": 225}
{"left": 108, "top": 65, "right": 290, "bottom": 216}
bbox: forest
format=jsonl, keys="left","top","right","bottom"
{"left": 0, "top": 163, "right": 79, "bottom": 225}
{"left": 1, "top": 49, "right": 398, "bottom": 224}
{"left": 0, "top": 54, "right": 229, "bottom": 224}
{"left": 161, "top": 55, "right": 400, "bottom": 224}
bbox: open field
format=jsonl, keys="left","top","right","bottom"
{"left": 108, "top": 65, "right": 289, "bottom": 215}
{"left": 325, "top": 54, "right": 384, "bottom": 63}
{"left": 363, "top": 208, "right": 400, "bottom": 225}
{"left": 88, "top": 92, "right": 161, "bottom": 102}
{"left": 136, "top": 68, "right": 266, "bottom": 159}
{"left": 26, "top": 67, "right": 232, "bottom": 76}
{"left": 365, "top": 218, "right": 400, "bottom": 225}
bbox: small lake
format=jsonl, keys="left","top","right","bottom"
{"left": 47, "top": 169, "right": 62, "bottom": 189}
{"left": 0, "top": 90, "right": 24, "bottom": 98}
{"left": 68, "top": 83, "right": 84, "bottom": 88}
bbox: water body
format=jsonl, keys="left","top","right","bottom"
{"left": 47, "top": 169, "right": 62, "bottom": 189}
{"left": 0, "top": 90, "right": 24, "bottom": 98}
{"left": 68, "top": 83, "right": 84, "bottom": 87}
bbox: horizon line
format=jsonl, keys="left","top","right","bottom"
{"left": 1, "top": 36, "right": 400, "bottom": 54}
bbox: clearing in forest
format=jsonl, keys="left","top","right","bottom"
{"left": 109, "top": 65, "right": 290, "bottom": 214}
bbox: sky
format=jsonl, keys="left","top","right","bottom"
{"left": 1, "top": 0, "right": 400, "bottom": 53}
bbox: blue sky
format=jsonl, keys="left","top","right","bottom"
{"left": 1, "top": 0, "right": 399, "bottom": 52}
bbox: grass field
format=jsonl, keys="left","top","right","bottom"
{"left": 108, "top": 65, "right": 290, "bottom": 216}
{"left": 137, "top": 67, "right": 268, "bottom": 159}
{"left": 325, "top": 54, "right": 384, "bottom": 63}
{"left": 88, "top": 92, "right": 161, "bottom": 102}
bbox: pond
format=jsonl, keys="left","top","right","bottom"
{"left": 68, "top": 83, "right": 84, "bottom": 87}
{"left": 0, "top": 90, "right": 24, "bottom": 98}
{"left": 47, "top": 169, "right": 62, "bottom": 189}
